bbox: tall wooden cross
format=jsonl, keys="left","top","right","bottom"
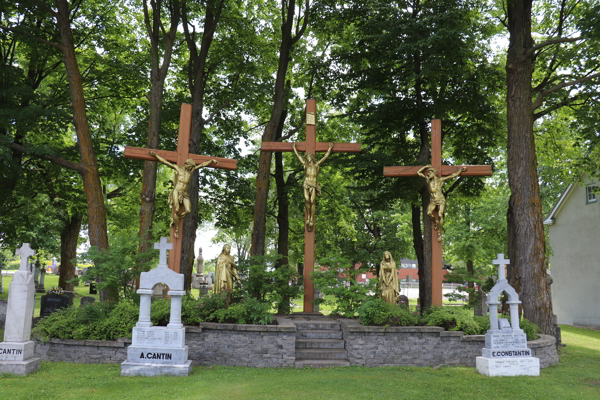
{"left": 383, "top": 119, "right": 492, "bottom": 306}
{"left": 124, "top": 103, "right": 237, "bottom": 273}
{"left": 261, "top": 99, "right": 361, "bottom": 312}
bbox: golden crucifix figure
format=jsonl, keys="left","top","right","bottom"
{"left": 150, "top": 151, "right": 218, "bottom": 237}
{"left": 417, "top": 164, "right": 467, "bottom": 240}
{"left": 292, "top": 142, "right": 334, "bottom": 231}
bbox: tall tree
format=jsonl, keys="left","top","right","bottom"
{"left": 138, "top": 0, "right": 181, "bottom": 265}
{"left": 251, "top": 0, "right": 308, "bottom": 257}
{"left": 504, "top": 0, "right": 600, "bottom": 334}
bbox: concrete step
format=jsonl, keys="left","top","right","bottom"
{"left": 296, "top": 330, "right": 343, "bottom": 339}
{"left": 294, "top": 321, "right": 341, "bottom": 331}
{"left": 296, "top": 339, "right": 345, "bottom": 349}
{"left": 295, "top": 360, "right": 350, "bottom": 368}
{"left": 295, "top": 349, "right": 349, "bottom": 361}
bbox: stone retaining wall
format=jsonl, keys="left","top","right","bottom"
{"left": 341, "top": 319, "right": 559, "bottom": 368}
{"left": 32, "top": 318, "right": 559, "bottom": 369}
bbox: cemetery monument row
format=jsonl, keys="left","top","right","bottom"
{"left": 0, "top": 243, "right": 41, "bottom": 375}
{"left": 476, "top": 254, "right": 540, "bottom": 377}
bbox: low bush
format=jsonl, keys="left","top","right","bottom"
{"left": 357, "top": 298, "right": 420, "bottom": 326}
{"left": 521, "top": 317, "right": 542, "bottom": 341}
{"left": 423, "top": 307, "right": 486, "bottom": 335}
{"left": 213, "top": 297, "right": 273, "bottom": 325}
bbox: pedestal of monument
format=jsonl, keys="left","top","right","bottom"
{"left": 476, "top": 330, "right": 540, "bottom": 377}
{"left": 0, "top": 244, "right": 41, "bottom": 375}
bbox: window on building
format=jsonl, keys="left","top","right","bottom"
{"left": 586, "top": 184, "right": 597, "bottom": 204}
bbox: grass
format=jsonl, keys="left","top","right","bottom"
{"left": 0, "top": 325, "right": 598, "bottom": 400}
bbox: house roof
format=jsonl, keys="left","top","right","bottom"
{"left": 543, "top": 183, "right": 575, "bottom": 226}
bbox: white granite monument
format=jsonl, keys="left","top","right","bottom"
{"left": 120, "top": 237, "right": 192, "bottom": 376}
{"left": 476, "top": 254, "right": 540, "bottom": 377}
{"left": 0, "top": 243, "right": 41, "bottom": 375}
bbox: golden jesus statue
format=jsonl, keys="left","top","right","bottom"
{"left": 417, "top": 164, "right": 467, "bottom": 240}
{"left": 150, "top": 151, "right": 218, "bottom": 237}
{"left": 292, "top": 142, "right": 334, "bottom": 231}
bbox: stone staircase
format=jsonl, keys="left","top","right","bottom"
{"left": 294, "top": 317, "right": 350, "bottom": 368}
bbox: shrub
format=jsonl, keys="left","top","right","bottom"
{"left": 423, "top": 307, "right": 486, "bottom": 335}
{"left": 33, "top": 307, "right": 79, "bottom": 341}
{"left": 214, "top": 297, "right": 273, "bottom": 325}
{"left": 151, "top": 298, "right": 171, "bottom": 326}
{"left": 357, "top": 298, "right": 420, "bottom": 326}
{"left": 520, "top": 318, "right": 542, "bottom": 341}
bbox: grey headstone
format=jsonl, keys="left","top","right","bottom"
{"left": 397, "top": 294, "right": 409, "bottom": 310}
{"left": 80, "top": 296, "right": 96, "bottom": 307}
{"left": 40, "top": 294, "right": 70, "bottom": 318}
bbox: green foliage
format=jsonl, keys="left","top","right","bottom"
{"left": 313, "top": 254, "right": 377, "bottom": 317}
{"left": 33, "top": 301, "right": 138, "bottom": 341}
{"left": 357, "top": 298, "right": 420, "bottom": 326}
{"left": 214, "top": 297, "right": 273, "bottom": 325}
{"left": 151, "top": 298, "right": 171, "bottom": 327}
{"left": 78, "top": 233, "right": 157, "bottom": 300}
{"left": 521, "top": 318, "right": 542, "bottom": 341}
{"left": 234, "top": 254, "right": 301, "bottom": 314}
{"left": 183, "top": 293, "right": 228, "bottom": 324}
{"left": 423, "top": 307, "right": 487, "bottom": 335}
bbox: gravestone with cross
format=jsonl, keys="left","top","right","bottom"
{"left": 121, "top": 237, "right": 191, "bottom": 376}
{"left": 124, "top": 104, "right": 237, "bottom": 274}
{"left": 0, "top": 243, "right": 41, "bottom": 375}
{"left": 383, "top": 120, "right": 492, "bottom": 306}
{"left": 475, "top": 253, "right": 540, "bottom": 376}
{"left": 261, "top": 99, "right": 361, "bottom": 312}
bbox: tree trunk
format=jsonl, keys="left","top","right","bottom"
{"left": 506, "top": 0, "right": 554, "bottom": 335}
{"left": 58, "top": 214, "right": 81, "bottom": 291}
{"left": 55, "top": 0, "right": 110, "bottom": 300}
{"left": 181, "top": 0, "right": 224, "bottom": 290}
{"left": 467, "top": 259, "right": 474, "bottom": 305}
{"left": 251, "top": 0, "right": 303, "bottom": 257}
{"left": 138, "top": 0, "right": 180, "bottom": 282}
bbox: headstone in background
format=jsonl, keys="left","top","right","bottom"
{"left": 152, "top": 283, "right": 167, "bottom": 298}
{"left": 36, "top": 262, "right": 46, "bottom": 293}
{"left": 121, "top": 237, "right": 191, "bottom": 376}
{"left": 397, "top": 294, "right": 409, "bottom": 310}
{"left": 476, "top": 254, "right": 540, "bottom": 377}
{"left": 196, "top": 247, "right": 204, "bottom": 274}
{"left": 0, "top": 300, "right": 7, "bottom": 327}
{"left": 88, "top": 282, "right": 97, "bottom": 295}
{"left": 0, "top": 258, "right": 4, "bottom": 294}
{"left": 80, "top": 296, "right": 96, "bottom": 307}
{"left": 32, "top": 262, "right": 39, "bottom": 285}
{"left": 474, "top": 288, "right": 487, "bottom": 317}
{"left": 40, "top": 294, "right": 70, "bottom": 318}
{"left": 0, "top": 243, "right": 41, "bottom": 375}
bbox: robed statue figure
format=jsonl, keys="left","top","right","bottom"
{"left": 379, "top": 251, "right": 399, "bottom": 304}
{"left": 215, "top": 244, "right": 239, "bottom": 295}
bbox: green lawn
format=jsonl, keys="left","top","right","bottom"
{"left": 0, "top": 325, "right": 598, "bottom": 400}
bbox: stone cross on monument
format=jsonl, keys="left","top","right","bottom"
{"left": 383, "top": 120, "right": 492, "bottom": 306}
{"left": 154, "top": 237, "right": 172, "bottom": 267}
{"left": 261, "top": 99, "right": 361, "bottom": 312}
{"left": 16, "top": 243, "right": 35, "bottom": 272}
{"left": 124, "top": 104, "right": 237, "bottom": 273}
{"left": 492, "top": 253, "right": 509, "bottom": 281}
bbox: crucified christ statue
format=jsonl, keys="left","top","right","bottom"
{"left": 292, "top": 142, "right": 334, "bottom": 232}
{"left": 150, "top": 151, "right": 218, "bottom": 237}
{"left": 417, "top": 164, "right": 467, "bottom": 240}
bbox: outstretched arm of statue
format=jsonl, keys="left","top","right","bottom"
{"left": 149, "top": 151, "right": 176, "bottom": 169}
{"left": 195, "top": 159, "right": 219, "bottom": 170}
{"left": 416, "top": 165, "right": 430, "bottom": 179}
{"left": 441, "top": 166, "right": 467, "bottom": 182}
{"left": 292, "top": 143, "right": 305, "bottom": 165}
{"left": 317, "top": 143, "right": 335, "bottom": 166}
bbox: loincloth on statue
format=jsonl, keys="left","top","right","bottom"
{"left": 303, "top": 180, "right": 321, "bottom": 195}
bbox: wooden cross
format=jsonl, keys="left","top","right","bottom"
{"left": 383, "top": 119, "right": 492, "bottom": 306}
{"left": 261, "top": 99, "right": 361, "bottom": 312}
{"left": 124, "top": 103, "right": 237, "bottom": 273}
{"left": 16, "top": 243, "right": 36, "bottom": 273}
{"left": 492, "top": 253, "right": 510, "bottom": 281}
